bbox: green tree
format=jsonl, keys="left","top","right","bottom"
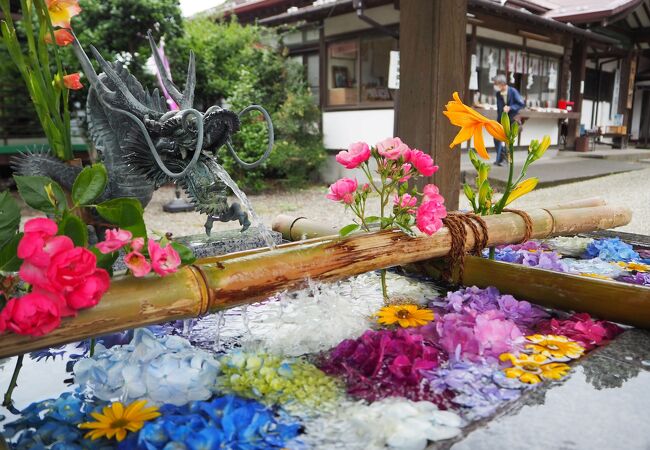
{"left": 167, "top": 18, "right": 325, "bottom": 190}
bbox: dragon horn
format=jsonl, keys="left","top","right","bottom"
{"left": 70, "top": 31, "right": 115, "bottom": 100}
{"left": 89, "top": 45, "right": 161, "bottom": 118}
{"left": 148, "top": 30, "right": 184, "bottom": 107}
{"left": 181, "top": 50, "right": 196, "bottom": 109}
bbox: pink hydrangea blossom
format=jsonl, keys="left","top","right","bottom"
{"left": 408, "top": 149, "right": 438, "bottom": 176}
{"left": 125, "top": 251, "right": 152, "bottom": 277}
{"left": 416, "top": 200, "right": 447, "bottom": 235}
{"left": 326, "top": 178, "right": 358, "bottom": 205}
{"left": 423, "top": 184, "right": 445, "bottom": 203}
{"left": 335, "top": 142, "right": 371, "bottom": 169}
{"left": 376, "top": 137, "right": 411, "bottom": 160}
{"left": 96, "top": 228, "right": 133, "bottom": 254}
{"left": 148, "top": 240, "right": 181, "bottom": 277}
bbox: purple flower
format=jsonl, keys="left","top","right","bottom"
{"left": 426, "top": 361, "right": 524, "bottom": 420}
{"left": 488, "top": 242, "right": 567, "bottom": 272}
{"left": 617, "top": 272, "right": 650, "bottom": 286}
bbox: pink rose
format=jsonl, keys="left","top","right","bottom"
{"left": 32, "top": 287, "right": 74, "bottom": 317}
{"left": 409, "top": 150, "right": 438, "bottom": 176}
{"left": 17, "top": 218, "right": 70, "bottom": 267}
{"left": 130, "top": 237, "right": 145, "bottom": 252}
{"left": 65, "top": 269, "right": 110, "bottom": 310}
{"left": 326, "top": 178, "right": 358, "bottom": 205}
{"left": 24, "top": 217, "right": 58, "bottom": 236}
{"left": 1, "top": 293, "right": 61, "bottom": 336}
{"left": 423, "top": 184, "right": 445, "bottom": 203}
{"left": 125, "top": 251, "right": 152, "bottom": 277}
{"left": 394, "top": 194, "right": 417, "bottom": 210}
{"left": 19, "top": 236, "right": 75, "bottom": 287}
{"left": 148, "top": 240, "right": 181, "bottom": 277}
{"left": 336, "top": 142, "right": 371, "bottom": 169}
{"left": 47, "top": 247, "right": 97, "bottom": 291}
{"left": 399, "top": 163, "right": 412, "bottom": 182}
{"left": 416, "top": 200, "right": 447, "bottom": 235}
{"left": 376, "top": 137, "right": 411, "bottom": 160}
{"left": 96, "top": 228, "right": 133, "bottom": 254}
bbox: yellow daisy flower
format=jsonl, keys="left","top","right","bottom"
{"left": 525, "top": 334, "right": 585, "bottom": 360}
{"left": 617, "top": 261, "right": 650, "bottom": 273}
{"left": 499, "top": 352, "right": 571, "bottom": 384}
{"left": 579, "top": 272, "right": 611, "bottom": 280}
{"left": 79, "top": 400, "right": 161, "bottom": 442}
{"left": 376, "top": 304, "right": 434, "bottom": 328}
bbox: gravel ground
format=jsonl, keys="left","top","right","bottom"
{"left": 17, "top": 167, "right": 650, "bottom": 237}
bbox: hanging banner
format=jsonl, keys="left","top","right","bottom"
{"left": 469, "top": 54, "right": 479, "bottom": 90}
{"left": 388, "top": 50, "right": 400, "bottom": 89}
{"left": 611, "top": 68, "right": 620, "bottom": 121}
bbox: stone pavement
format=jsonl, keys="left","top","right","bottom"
{"left": 461, "top": 147, "right": 650, "bottom": 188}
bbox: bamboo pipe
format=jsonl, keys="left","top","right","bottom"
{"left": 0, "top": 206, "right": 631, "bottom": 358}
{"left": 271, "top": 197, "right": 609, "bottom": 242}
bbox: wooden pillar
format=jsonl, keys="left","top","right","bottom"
{"left": 619, "top": 50, "right": 637, "bottom": 144}
{"left": 566, "top": 39, "right": 587, "bottom": 149}
{"left": 559, "top": 37, "right": 573, "bottom": 102}
{"left": 397, "top": 0, "right": 467, "bottom": 211}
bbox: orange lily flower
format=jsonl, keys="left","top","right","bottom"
{"left": 45, "top": 0, "right": 82, "bottom": 28}
{"left": 443, "top": 92, "right": 508, "bottom": 159}
{"left": 63, "top": 73, "right": 83, "bottom": 90}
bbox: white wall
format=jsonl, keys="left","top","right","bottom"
{"left": 323, "top": 109, "right": 395, "bottom": 149}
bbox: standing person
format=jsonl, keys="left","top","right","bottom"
{"left": 493, "top": 74, "right": 525, "bottom": 166}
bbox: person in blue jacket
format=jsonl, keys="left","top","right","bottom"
{"left": 493, "top": 74, "right": 525, "bottom": 166}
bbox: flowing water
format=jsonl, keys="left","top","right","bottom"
{"left": 212, "top": 162, "right": 277, "bottom": 249}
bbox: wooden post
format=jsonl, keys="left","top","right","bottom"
{"left": 397, "top": 0, "right": 467, "bottom": 210}
{"left": 618, "top": 50, "right": 637, "bottom": 148}
{"left": 566, "top": 39, "right": 587, "bottom": 149}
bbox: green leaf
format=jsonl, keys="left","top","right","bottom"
{"left": 364, "top": 216, "right": 381, "bottom": 224}
{"left": 96, "top": 198, "right": 146, "bottom": 238}
{"left": 0, "top": 233, "right": 22, "bottom": 272}
{"left": 0, "top": 191, "right": 21, "bottom": 242}
{"left": 59, "top": 213, "right": 88, "bottom": 247}
{"left": 170, "top": 242, "right": 196, "bottom": 265}
{"left": 72, "top": 163, "right": 108, "bottom": 206}
{"left": 91, "top": 246, "right": 118, "bottom": 276}
{"left": 395, "top": 222, "right": 416, "bottom": 237}
{"left": 339, "top": 223, "right": 361, "bottom": 237}
{"left": 463, "top": 184, "right": 475, "bottom": 202}
{"left": 14, "top": 175, "right": 67, "bottom": 214}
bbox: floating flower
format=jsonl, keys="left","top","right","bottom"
{"left": 617, "top": 261, "right": 650, "bottom": 273}
{"left": 416, "top": 199, "right": 447, "bottom": 235}
{"left": 536, "top": 313, "right": 622, "bottom": 351}
{"left": 499, "top": 353, "right": 570, "bottom": 384}
{"left": 218, "top": 351, "right": 342, "bottom": 414}
{"left": 376, "top": 304, "right": 434, "bottom": 328}
{"left": 297, "top": 398, "right": 462, "bottom": 450}
{"left": 44, "top": 28, "right": 74, "bottom": 46}
{"left": 525, "top": 334, "right": 585, "bottom": 360}
{"left": 326, "top": 177, "right": 358, "bottom": 204}
{"left": 431, "top": 308, "right": 524, "bottom": 363}
{"left": 617, "top": 272, "right": 650, "bottom": 286}
{"left": 79, "top": 400, "right": 160, "bottom": 442}
{"left": 63, "top": 73, "right": 84, "bottom": 90}
{"left": 584, "top": 237, "right": 639, "bottom": 262}
{"left": 425, "top": 360, "right": 524, "bottom": 420}
{"left": 443, "top": 92, "right": 508, "bottom": 159}
{"left": 563, "top": 257, "right": 624, "bottom": 279}
{"left": 119, "top": 396, "right": 300, "bottom": 450}
{"left": 579, "top": 272, "right": 611, "bottom": 280}
{"left": 490, "top": 242, "right": 567, "bottom": 272}
{"left": 336, "top": 141, "right": 371, "bottom": 168}
{"left": 46, "top": 0, "right": 82, "bottom": 28}
{"left": 544, "top": 236, "right": 593, "bottom": 257}
{"left": 74, "top": 328, "right": 220, "bottom": 406}
{"left": 377, "top": 137, "right": 411, "bottom": 160}
{"left": 320, "top": 328, "right": 447, "bottom": 404}
{"left": 408, "top": 149, "right": 438, "bottom": 176}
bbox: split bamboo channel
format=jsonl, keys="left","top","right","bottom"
{"left": 0, "top": 205, "right": 631, "bottom": 358}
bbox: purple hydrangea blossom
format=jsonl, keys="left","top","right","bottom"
{"left": 425, "top": 361, "right": 525, "bottom": 420}
{"left": 617, "top": 272, "right": 650, "bottom": 286}
{"left": 431, "top": 286, "right": 548, "bottom": 331}
{"left": 584, "top": 238, "right": 639, "bottom": 262}
{"left": 488, "top": 242, "right": 567, "bottom": 272}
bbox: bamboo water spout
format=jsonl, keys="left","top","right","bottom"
{"left": 0, "top": 205, "right": 631, "bottom": 358}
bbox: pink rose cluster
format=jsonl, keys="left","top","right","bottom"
{"left": 97, "top": 229, "right": 181, "bottom": 278}
{"left": 536, "top": 313, "right": 622, "bottom": 351}
{"left": 0, "top": 218, "right": 110, "bottom": 336}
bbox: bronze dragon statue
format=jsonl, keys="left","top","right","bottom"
{"left": 13, "top": 32, "right": 273, "bottom": 235}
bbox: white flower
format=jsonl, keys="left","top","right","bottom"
{"left": 544, "top": 237, "right": 593, "bottom": 257}
{"left": 563, "top": 257, "right": 625, "bottom": 278}
{"left": 74, "top": 328, "right": 220, "bottom": 406}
